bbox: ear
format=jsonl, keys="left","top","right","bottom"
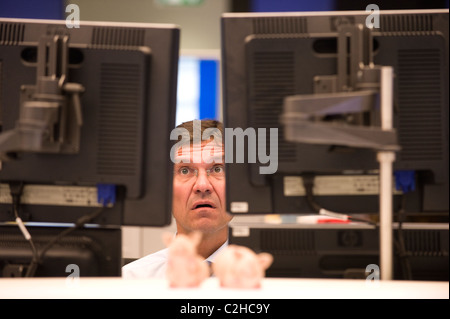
{"left": 258, "top": 252, "right": 273, "bottom": 270}
{"left": 162, "top": 232, "right": 174, "bottom": 247}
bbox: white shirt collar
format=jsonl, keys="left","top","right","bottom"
{"left": 206, "top": 240, "right": 228, "bottom": 263}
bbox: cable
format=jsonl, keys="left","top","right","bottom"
{"left": 26, "top": 206, "right": 105, "bottom": 277}
{"left": 392, "top": 171, "right": 415, "bottom": 280}
{"left": 9, "top": 182, "right": 40, "bottom": 278}
{"left": 394, "top": 194, "right": 413, "bottom": 280}
{"left": 301, "top": 173, "right": 377, "bottom": 226}
{"left": 302, "top": 173, "right": 322, "bottom": 213}
{"left": 8, "top": 181, "right": 107, "bottom": 277}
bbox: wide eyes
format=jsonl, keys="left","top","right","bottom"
{"left": 212, "top": 165, "right": 224, "bottom": 174}
{"left": 179, "top": 167, "right": 192, "bottom": 175}
{"left": 175, "top": 165, "right": 225, "bottom": 179}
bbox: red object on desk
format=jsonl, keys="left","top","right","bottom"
{"left": 317, "top": 218, "right": 351, "bottom": 224}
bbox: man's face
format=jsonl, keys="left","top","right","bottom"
{"left": 172, "top": 141, "right": 232, "bottom": 235}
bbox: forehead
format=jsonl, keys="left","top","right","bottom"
{"left": 174, "top": 141, "right": 224, "bottom": 164}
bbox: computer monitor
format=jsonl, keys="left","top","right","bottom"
{"left": 221, "top": 9, "right": 449, "bottom": 220}
{"left": 229, "top": 219, "right": 449, "bottom": 281}
{"left": 0, "top": 222, "right": 121, "bottom": 277}
{"left": 0, "top": 18, "right": 180, "bottom": 226}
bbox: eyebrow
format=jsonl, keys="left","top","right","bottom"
{"left": 173, "top": 157, "right": 224, "bottom": 166}
{"left": 205, "top": 155, "right": 224, "bottom": 163}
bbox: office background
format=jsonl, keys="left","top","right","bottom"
{"left": 1, "top": 0, "right": 448, "bottom": 261}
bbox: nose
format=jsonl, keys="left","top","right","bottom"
{"left": 193, "top": 169, "right": 213, "bottom": 194}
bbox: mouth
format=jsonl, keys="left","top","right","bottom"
{"left": 192, "top": 201, "right": 216, "bottom": 210}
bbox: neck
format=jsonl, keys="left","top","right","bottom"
{"left": 178, "top": 227, "right": 228, "bottom": 259}
{"left": 197, "top": 231, "right": 228, "bottom": 259}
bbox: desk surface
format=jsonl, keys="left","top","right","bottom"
{"left": 0, "top": 277, "right": 448, "bottom": 299}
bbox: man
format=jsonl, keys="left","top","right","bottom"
{"left": 122, "top": 119, "right": 232, "bottom": 279}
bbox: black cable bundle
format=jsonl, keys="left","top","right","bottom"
{"left": 9, "top": 182, "right": 105, "bottom": 277}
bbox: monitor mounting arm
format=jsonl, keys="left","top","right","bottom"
{"left": 280, "top": 23, "right": 399, "bottom": 280}
{"left": 0, "top": 33, "right": 84, "bottom": 160}
{"left": 280, "top": 24, "right": 399, "bottom": 152}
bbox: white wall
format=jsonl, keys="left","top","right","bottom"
{"left": 67, "top": 0, "right": 229, "bottom": 50}
{"left": 122, "top": 220, "right": 177, "bottom": 260}
{"left": 65, "top": 0, "right": 230, "bottom": 260}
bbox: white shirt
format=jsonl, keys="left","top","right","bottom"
{"left": 122, "top": 240, "right": 228, "bottom": 279}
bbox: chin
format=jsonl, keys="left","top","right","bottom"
{"left": 192, "top": 220, "right": 224, "bottom": 234}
